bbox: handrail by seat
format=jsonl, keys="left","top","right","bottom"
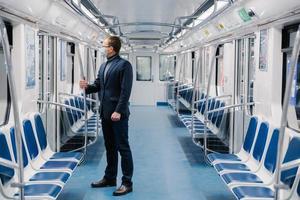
{"left": 193, "top": 94, "right": 232, "bottom": 104}
{"left": 59, "top": 92, "right": 97, "bottom": 103}
{"left": 206, "top": 102, "right": 255, "bottom": 114}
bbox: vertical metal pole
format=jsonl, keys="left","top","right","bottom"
{"left": 204, "top": 45, "right": 218, "bottom": 158}
{"left": 77, "top": 44, "right": 88, "bottom": 162}
{"left": 176, "top": 54, "right": 185, "bottom": 114}
{"left": 274, "top": 25, "right": 300, "bottom": 200}
{"left": 89, "top": 49, "right": 100, "bottom": 136}
{"left": 0, "top": 20, "right": 24, "bottom": 199}
{"left": 191, "top": 49, "right": 201, "bottom": 138}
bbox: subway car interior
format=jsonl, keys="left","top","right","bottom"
{"left": 0, "top": 0, "right": 300, "bottom": 199}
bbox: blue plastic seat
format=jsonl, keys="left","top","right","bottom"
{"left": 22, "top": 184, "right": 62, "bottom": 198}
{"left": 231, "top": 136, "right": 300, "bottom": 199}
{"left": 207, "top": 117, "right": 258, "bottom": 163}
{"left": 23, "top": 120, "right": 78, "bottom": 171}
{"left": 221, "top": 129, "right": 279, "bottom": 185}
{"left": 232, "top": 186, "right": 274, "bottom": 199}
{"left": 10, "top": 128, "right": 72, "bottom": 184}
{"left": 34, "top": 114, "right": 82, "bottom": 161}
{"left": 214, "top": 121, "right": 269, "bottom": 173}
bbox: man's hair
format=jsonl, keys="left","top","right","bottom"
{"left": 107, "top": 36, "right": 121, "bottom": 54}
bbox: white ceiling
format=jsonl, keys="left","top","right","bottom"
{"left": 91, "top": 0, "right": 205, "bottom": 47}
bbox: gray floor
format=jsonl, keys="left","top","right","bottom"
{"left": 58, "top": 106, "right": 235, "bottom": 200}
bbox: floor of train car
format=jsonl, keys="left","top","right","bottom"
{"left": 57, "top": 106, "right": 235, "bottom": 200}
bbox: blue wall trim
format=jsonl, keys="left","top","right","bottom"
{"left": 156, "top": 102, "right": 169, "bottom": 106}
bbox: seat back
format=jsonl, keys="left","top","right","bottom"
{"left": 69, "top": 99, "right": 78, "bottom": 122}
{"left": 74, "top": 97, "right": 83, "bottom": 118}
{"left": 281, "top": 137, "right": 300, "bottom": 188}
{"left": 22, "top": 120, "right": 39, "bottom": 160}
{"left": 242, "top": 117, "right": 258, "bottom": 153}
{"left": 209, "top": 100, "right": 220, "bottom": 121}
{"left": 10, "top": 127, "right": 28, "bottom": 168}
{"left": 34, "top": 114, "right": 48, "bottom": 151}
{"left": 263, "top": 129, "right": 279, "bottom": 173}
{"left": 0, "top": 133, "right": 15, "bottom": 185}
{"left": 64, "top": 100, "right": 74, "bottom": 126}
{"left": 251, "top": 122, "right": 269, "bottom": 162}
{"left": 215, "top": 101, "right": 225, "bottom": 128}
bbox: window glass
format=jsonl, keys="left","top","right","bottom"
{"left": 159, "top": 55, "right": 176, "bottom": 81}
{"left": 120, "top": 53, "right": 129, "bottom": 60}
{"left": 281, "top": 24, "right": 300, "bottom": 131}
{"left": 0, "top": 41, "right": 10, "bottom": 125}
{"left": 216, "top": 45, "right": 224, "bottom": 95}
{"left": 136, "top": 56, "right": 152, "bottom": 81}
{"left": 38, "top": 35, "right": 45, "bottom": 112}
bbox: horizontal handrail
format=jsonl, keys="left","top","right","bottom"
{"left": 0, "top": 157, "right": 18, "bottom": 169}
{"left": 173, "top": 83, "right": 193, "bottom": 89}
{"left": 178, "top": 86, "right": 194, "bottom": 92}
{"left": 36, "top": 100, "right": 85, "bottom": 113}
{"left": 206, "top": 102, "right": 255, "bottom": 114}
{"left": 193, "top": 94, "right": 232, "bottom": 104}
{"left": 59, "top": 92, "right": 98, "bottom": 103}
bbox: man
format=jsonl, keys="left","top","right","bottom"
{"left": 79, "top": 36, "right": 134, "bottom": 196}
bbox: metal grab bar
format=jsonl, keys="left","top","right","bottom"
{"left": 0, "top": 19, "right": 25, "bottom": 200}
{"left": 0, "top": 157, "right": 19, "bottom": 169}
{"left": 275, "top": 25, "right": 300, "bottom": 200}
{"left": 76, "top": 43, "right": 88, "bottom": 164}
{"left": 206, "top": 102, "right": 255, "bottom": 114}
{"left": 173, "top": 83, "right": 193, "bottom": 89}
{"left": 193, "top": 94, "right": 232, "bottom": 104}
{"left": 59, "top": 92, "right": 98, "bottom": 103}
{"left": 178, "top": 86, "right": 194, "bottom": 92}
{"left": 36, "top": 100, "right": 85, "bottom": 113}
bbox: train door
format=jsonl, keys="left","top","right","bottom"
{"left": 131, "top": 54, "right": 156, "bottom": 105}
{"left": 38, "top": 34, "right": 58, "bottom": 150}
{"left": 232, "top": 36, "right": 255, "bottom": 152}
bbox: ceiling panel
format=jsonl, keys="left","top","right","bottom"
{"left": 91, "top": 0, "right": 206, "bottom": 47}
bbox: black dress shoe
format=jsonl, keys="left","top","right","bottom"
{"left": 113, "top": 184, "right": 133, "bottom": 196}
{"left": 91, "top": 178, "right": 116, "bottom": 188}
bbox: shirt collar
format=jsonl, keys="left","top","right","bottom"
{"left": 106, "top": 54, "right": 119, "bottom": 63}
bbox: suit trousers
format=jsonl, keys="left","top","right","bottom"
{"left": 101, "top": 117, "right": 133, "bottom": 186}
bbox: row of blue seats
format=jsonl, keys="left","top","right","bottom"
{"left": 0, "top": 113, "right": 82, "bottom": 199}
{"left": 208, "top": 117, "right": 300, "bottom": 199}
{"left": 63, "top": 96, "right": 100, "bottom": 135}
{"left": 178, "top": 93, "right": 226, "bottom": 136}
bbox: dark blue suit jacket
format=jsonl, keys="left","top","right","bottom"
{"left": 86, "top": 55, "right": 133, "bottom": 120}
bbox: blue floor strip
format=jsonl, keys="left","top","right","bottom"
{"left": 58, "top": 106, "right": 235, "bottom": 200}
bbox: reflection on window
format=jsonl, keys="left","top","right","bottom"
{"left": 120, "top": 54, "right": 129, "bottom": 60}
{"left": 216, "top": 45, "right": 224, "bottom": 95}
{"left": 282, "top": 24, "right": 300, "bottom": 131}
{"left": 136, "top": 56, "right": 152, "bottom": 81}
{"left": 0, "top": 40, "right": 11, "bottom": 126}
{"left": 159, "top": 55, "right": 176, "bottom": 81}
{"left": 38, "top": 35, "right": 45, "bottom": 112}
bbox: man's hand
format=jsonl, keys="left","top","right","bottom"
{"left": 79, "top": 80, "right": 88, "bottom": 89}
{"left": 111, "top": 112, "right": 121, "bottom": 121}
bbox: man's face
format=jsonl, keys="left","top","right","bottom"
{"left": 103, "top": 38, "right": 114, "bottom": 58}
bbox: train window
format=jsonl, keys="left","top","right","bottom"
{"left": 38, "top": 34, "right": 45, "bottom": 112}
{"left": 236, "top": 36, "right": 256, "bottom": 114}
{"left": 120, "top": 53, "right": 129, "bottom": 60}
{"left": 282, "top": 24, "right": 300, "bottom": 126}
{"left": 60, "top": 40, "right": 66, "bottom": 81}
{"left": 191, "top": 51, "right": 195, "bottom": 81}
{"left": 236, "top": 39, "right": 245, "bottom": 104}
{"left": 248, "top": 38, "right": 255, "bottom": 114}
{"left": 0, "top": 22, "right": 12, "bottom": 126}
{"left": 47, "top": 36, "right": 55, "bottom": 101}
{"left": 159, "top": 55, "right": 176, "bottom": 81}
{"left": 67, "top": 42, "right": 75, "bottom": 93}
{"left": 216, "top": 45, "right": 224, "bottom": 95}
{"left": 136, "top": 56, "right": 152, "bottom": 81}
